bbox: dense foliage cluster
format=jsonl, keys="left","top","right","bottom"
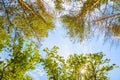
{"left": 41, "top": 46, "right": 117, "bottom": 80}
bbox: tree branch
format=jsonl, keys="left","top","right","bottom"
{"left": 37, "top": 0, "right": 45, "bottom": 12}
{"left": 93, "top": 13, "right": 120, "bottom": 22}
{"left": 18, "top": 0, "right": 36, "bottom": 16}
{"left": 18, "top": 0, "right": 47, "bottom": 24}
{"left": 78, "top": 0, "right": 101, "bottom": 18}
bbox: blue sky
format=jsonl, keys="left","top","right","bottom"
{"left": 29, "top": 19, "right": 120, "bottom": 80}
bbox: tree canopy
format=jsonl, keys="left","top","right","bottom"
{"left": 0, "top": 37, "right": 41, "bottom": 80}
{"left": 0, "top": 0, "right": 120, "bottom": 80}
{"left": 0, "top": 0, "right": 120, "bottom": 42}
{"left": 0, "top": 44, "right": 118, "bottom": 80}
{"left": 40, "top": 46, "right": 118, "bottom": 80}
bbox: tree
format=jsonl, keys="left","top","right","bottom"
{"left": 1, "top": 0, "right": 120, "bottom": 44}
{"left": 40, "top": 46, "right": 65, "bottom": 80}
{"left": 61, "top": 0, "right": 120, "bottom": 44}
{"left": 61, "top": 15, "right": 90, "bottom": 42}
{"left": 0, "top": 0, "right": 54, "bottom": 42}
{"left": 0, "top": 37, "right": 41, "bottom": 80}
{"left": 0, "top": 0, "right": 119, "bottom": 79}
{"left": 41, "top": 46, "right": 118, "bottom": 80}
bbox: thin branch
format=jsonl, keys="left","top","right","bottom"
{"left": 103, "top": 0, "right": 108, "bottom": 15}
{"left": 93, "top": 13, "right": 120, "bottom": 22}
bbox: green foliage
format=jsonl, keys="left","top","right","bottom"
{"left": 0, "top": 0, "right": 54, "bottom": 41}
{"left": 62, "top": 15, "right": 90, "bottom": 42}
{"left": 0, "top": 28, "right": 9, "bottom": 51}
{"left": 23, "top": 75, "right": 33, "bottom": 80}
{"left": 1, "top": 0, "right": 120, "bottom": 44}
{"left": 41, "top": 46, "right": 118, "bottom": 80}
{"left": 0, "top": 38, "right": 41, "bottom": 80}
{"left": 108, "top": 24, "right": 120, "bottom": 37}
{"left": 0, "top": 17, "right": 10, "bottom": 51}
{"left": 54, "top": 0, "right": 63, "bottom": 10}
{"left": 0, "top": 0, "right": 120, "bottom": 80}
{"left": 60, "top": 0, "right": 120, "bottom": 44}
{"left": 41, "top": 46, "right": 65, "bottom": 80}
{"left": 12, "top": 14, "right": 54, "bottom": 39}
{"left": 78, "top": 0, "right": 108, "bottom": 17}
{"left": 66, "top": 53, "right": 115, "bottom": 80}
